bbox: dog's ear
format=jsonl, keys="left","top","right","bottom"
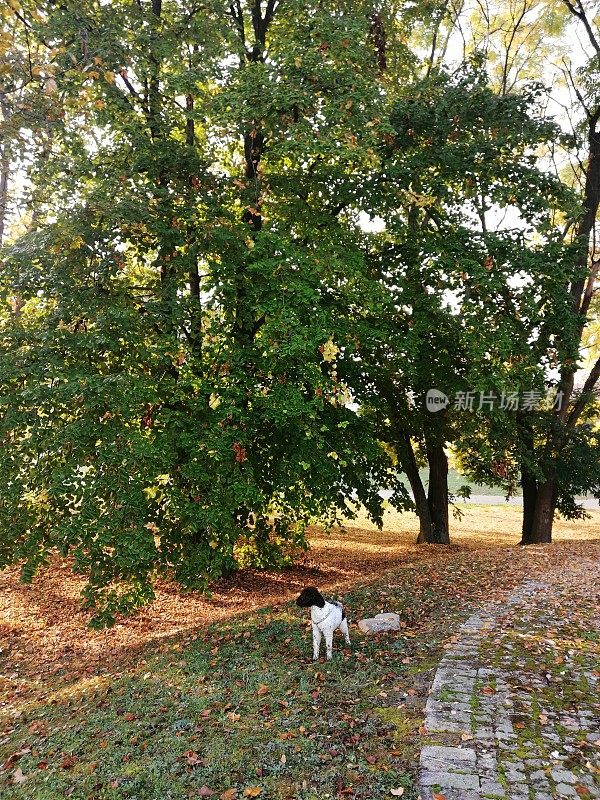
{"left": 312, "top": 588, "right": 325, "bottom": 608}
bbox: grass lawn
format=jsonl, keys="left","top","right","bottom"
{"left": 1, "top": 506, "right": 599, "bottom": 799}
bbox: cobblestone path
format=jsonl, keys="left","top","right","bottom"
{"left": 419, "top": 559, "right": 600, "bottom": 800}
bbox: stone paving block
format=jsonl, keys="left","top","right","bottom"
{"left": 431, "top": 668, "right": 474, "bottom": 693}
{"left": 503, "top": 767, "right": 526, "bottom": 782}
{"left": 551, "top": 767, "right": 577, "bottom": 784}
{"left": 504, "top": 783, "right": 529, "bottom": 799}
{"left": 474, "top": 727, "right": 495, "bottom": 740}
{"left": 421, "top": 745, "right": 477, "bottom": 764}
{"left": 425, "top": 713, "right": 471, "bottom": 733}
{"left": 494, "top": 730, "right": 516, "bottom": 740}
{"left": 479, "top": 778, "right": 506, "bottom": 797}
{"left": 421, "top": 770, "right": 480, "bottom": 790}
{"left": 530, "top": 768, "right": 550, "bottom": 784}
{"left": 555, "top": 783, "right": 578, "bottom": 796}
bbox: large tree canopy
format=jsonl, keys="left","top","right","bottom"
{"left": 0, "top": 0, "right": 413, "bottom": 623}
{"left": 0, "top": 0, "right": 598, "bottom": 622}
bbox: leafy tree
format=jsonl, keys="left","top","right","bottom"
{"left": 0, "top": 0, "right": 408, "bottom": 624}
{"left": 341, "top": 67, "right": 579, "bottom": 544}
{"left": 514, "top": 0, "right": 600, "bottom": 542}
{"left": 397, "top": 0, "right": 600, "bottom": 543}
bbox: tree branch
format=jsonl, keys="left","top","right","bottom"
{"left": 561, "top": 0, "right": 600, "bottom": 56}
{"left": 566, "top": 354, "right": 600, "bottom": 426}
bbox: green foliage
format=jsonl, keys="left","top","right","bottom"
{"left": 342, "top": 66, "right": 583, "bottom": 512}
{"left": 0, "top": 0, "right": 596, "bottom": 616}
{"left": 0, "top": 0, "right": 407, "bottom": 624}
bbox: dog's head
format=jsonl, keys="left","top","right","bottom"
{"left": 296, "top": 586, "right": 325, "bottom": 608}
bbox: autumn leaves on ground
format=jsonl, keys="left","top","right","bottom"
{"left": 1, "top": 506, "right": 599, "bottom": 800}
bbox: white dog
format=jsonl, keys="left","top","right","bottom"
{"left": 296, "top": 586, "right": 351, "bottom": 660}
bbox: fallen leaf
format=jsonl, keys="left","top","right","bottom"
{"left": 390, "top": 788, "right": 405, "bottom": 797}
{"left": 61, "top": 755, "right": 78, "bottom": 769}
{"left": 460, "top": 733, "right": 474, "bottom": 741}
{"left": 243, "top": 788, "right": 262, "bottom": 798}
{"left": 184, "top": 750, "right": 204, "bottom": 766}
{"left": 198, "top": 787, "right": 214, "bottom": 797}
{"left": 12, "top": 767, "right": 27, "bottom": 784}
{"left": 257, "top": 684, "right": 269, "bottom": 696}
{"left": 28, "top": 720, "right": 48, "bottom": 736}
{"left": 220, "top": 791, "right": 237, "bottom": 800}
{"left": 4, "top": 748, "right": 31, "bottom": 769}
{"left": 433, "top": 794, "right": 447, "bottom": 800}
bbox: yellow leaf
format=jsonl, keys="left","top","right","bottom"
{"left": 243, "top": 789, "right": 262, "bottom": 798}
{"left": 220, "top": 791, "right": 237, "bottom": 800}
{"left": 294, "top": 56, "right": 302, "bottom": 67}
{"left": 321, "top": 337, "right": 339, "bottom": 362}
{"left": 104, "top": 71, "right": 115, "bottom": 83}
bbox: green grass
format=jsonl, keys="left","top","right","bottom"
{"left": 4, "top": 539, "right": 597, "bottom": 799}
{"left": 1, "top": 573, "right": 467, "bottom": 800}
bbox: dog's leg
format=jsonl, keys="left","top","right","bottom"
{"left": 339, "top": 618, "right": 351, "bottom": 646}
{"left": 312, "top": 624, "right": 322, "bottom": 661}
{"left": 324, "top": 629, "right": 334, "bottom": 660}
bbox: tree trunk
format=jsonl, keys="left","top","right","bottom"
{"left": 426, "top": 441, "right": 450, "bottom": 544}
{"left": 527, "top": 479, "right": 557, "bottom": 544}
{"left": 518, "top": 414, "right": 537, "bottom": 545}
{"left": 520, "top": 469, "right": 538, "bottom": 544}
{"left": 0, "top": 93, "right": 10, "bottom": 247}
{"left": 397, "top": 432, "right": 433, "bottom": 543}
